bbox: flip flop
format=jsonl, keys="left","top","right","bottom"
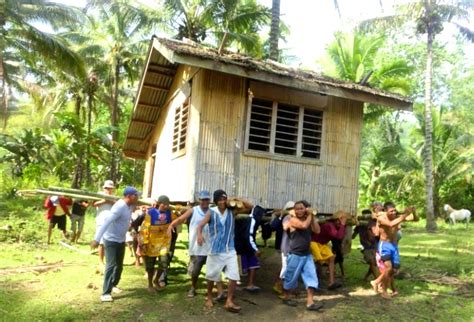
{"left": 214, "top": 293, "right": 227, "bottom": 302}
{"left": 224, "top": 305, "right": 241, "bottom": 313}
{"left": 282, "top": 299, "right": 297, "bottom": 307}
{"left": 243, "top": 286, "right": 261, "bottom": 293}
{"left": 328, "top": 282, "right": 342, "bottom": 290}
{"left": 306, "top": 302, "right": 324, "bottom": 311}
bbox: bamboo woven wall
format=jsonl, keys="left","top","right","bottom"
{"left": 192, "top": 69, "right": 364, "bottom": 213}
{"left": 143, "top": 65, "right": 198, "bottom": 200}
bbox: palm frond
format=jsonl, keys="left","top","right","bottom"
{"left": 455, "top": 23, "right": 474, "bottom": 42}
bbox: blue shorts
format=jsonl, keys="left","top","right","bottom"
{"left": 283, "top": 253, "right": 318, "bottom": 290}
{"left": 378, "top": 241, "right": 400, "bottom": 269}
{"left": 241, "top": 254, "right": 260, "bottom": 273}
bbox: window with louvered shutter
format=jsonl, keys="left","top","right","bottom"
{"left": 172, "top": 99, "right": 189, "bottom": 156}
{"left": 248, "top": 98, "right": 272, "bottom": 152}
{"left": 247, "top": 98, "right": 323, "bottom": 160}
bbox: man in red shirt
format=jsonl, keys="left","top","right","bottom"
{"left": 44, "top": 195, "right": 72, "bottom": 244}
{"left": 310, "top": 211, "right": 346, "bottom": 290}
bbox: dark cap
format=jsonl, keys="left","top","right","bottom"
{"left": 157, "top": 195, "right": 170, "bottom": 204}
{"left": 213, "top": 189, "right": 227, "bottom": 202}
{"left": 123, "top": 186, "right": 140, "bottom": 196}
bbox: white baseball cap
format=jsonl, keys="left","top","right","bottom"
{"left": 103, "top": 180, "right": 115, "bottom": 189}
{"left": 283, "top": 201, "right": 295, "bottom": 210}
{"left": 50, "top": 196, "right": 60, "bottom": 205}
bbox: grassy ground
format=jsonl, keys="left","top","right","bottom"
{"left": 0, "top": 198, "right": 473, "bottom": 321}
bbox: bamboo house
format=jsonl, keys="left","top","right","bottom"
{"left": 123, "top": 37, "right": 412, "bottom": 214}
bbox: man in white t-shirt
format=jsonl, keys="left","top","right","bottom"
{"left": 93, "top": 180, "right": 115, "bottom": 267}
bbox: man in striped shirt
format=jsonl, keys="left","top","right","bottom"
{"left": 197, "top": 189, "right": 252, "bottom": 313}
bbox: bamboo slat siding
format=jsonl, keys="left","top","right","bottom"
{"left": 143, "top": 65, "right": 197, "bottom": 200}
{"left": 190, "top": 69, "right": 363, "bottom": 213}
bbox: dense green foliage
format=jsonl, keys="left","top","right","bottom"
{"left": 322, "top": 26, "right": 473, "bottom": 217}
{"left": 0, "top": 1, "right": 472, "bottom": 223}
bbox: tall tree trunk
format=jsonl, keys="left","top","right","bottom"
{"left": 423, "top": 0, "right": 437, "bottom": 232}
{"left": 0, "top": 3, "right": 6, "bottom": 131}
{"left": 74, "top": 94, "right": 82, "bottom": 117}
{"left": 110, "top": 59, "right": 120, "bottom": 182}
{"left": 333, "top": 0, "right": 341, "bottom": 19}
{"left": 72, "top": 154, "right": 83, "bottom": 189}
{"left": 1, "top": 75, "right": 7, "bottom": 131}
{"left": 218, "top": 32, "right": 229, "bottom": 55}
{"left": 85, "top": 91, "right": 93, "bottom": 187}
{"left": 72, "top": 94, "right": 83, "bottom": 188}
{"left": 269, "top": 0, "right": 280, "bottom": 61}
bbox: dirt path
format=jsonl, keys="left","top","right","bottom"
{"left": 172, "top": 251, "right": 372, "bottom": 321}
{"left": 0, "top": 261, "right": 87, "bottom": 276}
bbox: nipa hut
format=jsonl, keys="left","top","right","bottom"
{"left": 123, "top": 37, "right": 412, "bottom": 214}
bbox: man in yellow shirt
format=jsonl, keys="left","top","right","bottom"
{"left": 139, "top": 195, "right": 177, "bottom": 293}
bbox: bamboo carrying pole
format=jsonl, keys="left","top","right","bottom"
{"left": 270, "top": 208, "right": 358, "bottom": 226}
{"left": 17, "top": 188, "right": 188, "bottom": 212}
{"left": 356, "top": 211, "right": 419, "bottom": 226}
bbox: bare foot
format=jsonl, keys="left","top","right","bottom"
{"left": 148, "top": 286, "right": 157, "bottom": 293}
{"left": 391, "top": 290, "right": 399, "bottom": 297}
{"left": 205, "top": 300, "right": 214, "bottom": 310}
{"left": 224, "top": 302, "right": 241, "bottom": 313}
{"left": 381, "top": 291, "right": 391, "bottom": 299}
{"left": 370, "top": 280, "right": 378, "bottom": 293}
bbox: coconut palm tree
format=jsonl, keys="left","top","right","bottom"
{"left": 0, "top": 0, "right": 85, "bottom": 129}
{"left": 164, "top": 0, "right": 270, "bottom": 56}
{"left": 164, "top": 0, "right": 213, "bottom": 42}
{"left": 324, "top": 32, "right": 414, "bottom": 121}
{"left": 213, "top": 0, "right": 270, "bottom": 55}
{"left": 85, "top": 0, "right": 155, "bottom": 181}
{"left": 358, "top": 0, "right": 473, "bottom": 231}
{"left": 268, "top": 0, "right": 280, "bottom": 61}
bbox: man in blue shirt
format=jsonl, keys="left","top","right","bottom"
{"left": 91, "top": 186, "right": 140, "bottom": 302}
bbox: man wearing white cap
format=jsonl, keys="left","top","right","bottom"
{"left": 93, "top": 180, "right": 116, "bottom": 267}
{"left": 44, "top": 195, "right": 72, "bottom": 244}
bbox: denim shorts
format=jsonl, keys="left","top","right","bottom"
{"left": 283, "top": 253, "right": 319, "bottom": 290}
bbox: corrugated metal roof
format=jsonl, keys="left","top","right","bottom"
{"left": 123, "top": 37, "right": 413, "bottom": 158}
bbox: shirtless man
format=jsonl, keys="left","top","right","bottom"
{"left": 374, "top": 205, "right": 414, "bottom": 298}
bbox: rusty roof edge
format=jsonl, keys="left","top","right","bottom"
{"left": 154, "top": 37, "right": 413, "bottom": 111}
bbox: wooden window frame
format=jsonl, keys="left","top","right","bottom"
{"left": 172, "top": 98, "right": 190, "bottom": 158}
{"left": 245, "top": 97, "right": 324, "bottom": 161}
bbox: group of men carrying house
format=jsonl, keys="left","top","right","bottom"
{"left": 45, "top": 180, "right": 414, "bottom": 312}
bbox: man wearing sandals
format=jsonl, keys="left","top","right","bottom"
{"left": 197, "top": 189, "right": 253, "bottom": 313}
{"left": 281, "top": 200, "right": 324, "bottom": 311}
